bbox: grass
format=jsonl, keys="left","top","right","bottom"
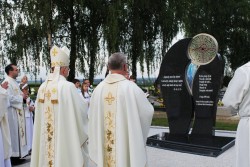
{"left": 215, "top": 121, "right": 238, "bottom": 131}
{"left": 151, "top": 112, "right": 239, "bottom": 131}
{"left": 152, "top": 118, "right": 168, "bottom": 127}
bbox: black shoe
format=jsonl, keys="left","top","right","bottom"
{"left": 10, "top": 157, "right": 26, "bottom": 165}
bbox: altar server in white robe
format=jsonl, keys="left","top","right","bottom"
{"left": 2, "top": 64, "right": 29, "bottom": 160}
{"left": 222, "top": 62, "right": 250, "bottom": 167}
{"left": 20, "top": 83, "right": 35, "bottom": 152}
{"left": 89, "top": 52, "right": 154, "bottom": 167}
{"left": 31, "top": 45, "right": 89, "bottom": 167}
{"left": 0, "top": 82, "right": 12, "bottom": 167}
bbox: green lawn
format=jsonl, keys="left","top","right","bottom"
{"left": 151, "top": 118, "right": 169, "bottom": 127}
{"left": 215, "top": 121, "right": 238, "bottom": 131}
{"left": 151, "top": 118, "right": 238, "bottom": 131}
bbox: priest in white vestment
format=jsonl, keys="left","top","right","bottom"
{"left": 0, "top": 82, "right": 12, "bottom": 167}
{"left": 88, "top": 52, "right": 154, "bottom": 167}
{"left": 222, "top": 62, "right": 250, "bottom": 167}
{"left": 2, "top": 64, "right": 29, "bottom": 161}
{"left": 30, "top": 45, "right": 89, "bottom": 167}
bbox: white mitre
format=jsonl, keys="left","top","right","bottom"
{"left": 50, "top": 45, "right": 70, "bottom": 67}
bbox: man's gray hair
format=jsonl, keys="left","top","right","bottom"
{"left": 108, "top": 52, "right": 127, "bottom": 70}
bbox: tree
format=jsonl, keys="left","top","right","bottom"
{"left": 0, "top": 0, "right": 184, "bottom": 82}
{"left": 182, "top": 0, "right": 250, "bottom": 71}
{"left": 121, "top": 0, "right": 182, "bottom": 78}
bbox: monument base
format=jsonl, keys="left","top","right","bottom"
{"left": 146, "top": 132, "right": 235, "bottom": 157}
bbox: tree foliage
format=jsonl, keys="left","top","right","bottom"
{"left": 182, "top": 0, "right": 250, "bottom": 71}
{"left": 2, "top": 0, "right": 249, "bottom": 82}
{"left": 1, "top": 0, "right": 180, "bottom": 82}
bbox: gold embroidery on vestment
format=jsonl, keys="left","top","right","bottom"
{"left": 104, "top": 87, "right": 117, "bottom": 167}
{"left": 45, "top": 105, "right": 55, "bottom": 167}
{"left": 52, "top": 88, "right": 57, "bottom": 94}
{"left": 51, "top": 100, "right": 58, "bottom": 104}
{"left": 17, "top": 109, "right": 26, "bottom": 146}
{"left": 52, "top": 48, "right": 58, "bottom": 56}
{"left": 104, "top": 111, "right": 116, "bottom": 167}
{"left": 51, "top": 61, "right": 65, "bottom": 66}
{"left": 38, "top": 99, "right": 44, "bottom": 103}
{"left": 45, "top": 90, "right": 51, "bottom": 100}
{"left": 105, "top": 92, "right": 115, "bottom": 105}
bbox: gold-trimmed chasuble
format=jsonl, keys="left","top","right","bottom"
{"left": 103, "top": 84, "right": 118, "bottom": 167}
{"left": 17, "top": 109, "right": 26, "bottom": 146}
{"left": 13, "top": 86, "right": 27, "bottom": 147}
{"left": 44, "top": 105, "right": 55, "bottom": 167}
{"left": 39, "top": 82, "right": 58, "bottom": 167}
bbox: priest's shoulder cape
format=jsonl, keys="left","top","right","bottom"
{"left": 31, "top": 75, "right": 88, "bottom": 167}
{"left": 89, "top": 73, "right": 154, "bottom": 167}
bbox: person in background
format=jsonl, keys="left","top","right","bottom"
{"left": 72, "top": 78, "right": 81, "bottom": 94}
{"left": 20, "top": 75, "right": 31, "bottom": 94}
{"left": 31, "top": 45, "right": 89, "bottom": 167}
{"left": 83, "top": 79, "right": 93, "bottom": 96}
{"left": 20, "top": 75, "right": 36, "bottom": 123}
{"left": 88, "top": 52, "right": 154, "bottom": 167}
{"left": 20, "top": 83, "right": 34, "bottom": 154}
{"left": 0, "top": 81, "right": 12, "bottom": 167}
{"left": 20, "top": 75, "right": 28, "bottom": 85}
{"left": 222, "top": 62, "right": 250, "bottom": 167}
{"left": 2, "top": 64, "right": 29, "bottom": 165}
{"left": 81, "top": 82, "right": 91, "bottom": 107}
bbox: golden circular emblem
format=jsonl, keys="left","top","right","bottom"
{"left": 188, "top": 33, "right": 218, "bottom": 65}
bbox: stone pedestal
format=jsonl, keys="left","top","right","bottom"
{"left": 147, "top": 132, "right": 235, "bottom": 157}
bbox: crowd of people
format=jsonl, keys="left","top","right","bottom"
{"left": 0, "top": 45, "right": 154, "bottom": 167}
{"left": 0, "top": 65, "right": 36, "bottom": 166}
{"left": 1, "top": 44, "right": 248, "bottom": 167}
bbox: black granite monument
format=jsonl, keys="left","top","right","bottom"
{"left": 147, "top": 33, "right": 235, "bottom": 157}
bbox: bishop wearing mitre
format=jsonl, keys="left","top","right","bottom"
{"left": 30, "top": 45, "right": 89, "bottom": 167}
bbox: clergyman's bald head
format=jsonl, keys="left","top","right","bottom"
{"left": 108, "top": 52, "right": 127, "bottom": 70}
